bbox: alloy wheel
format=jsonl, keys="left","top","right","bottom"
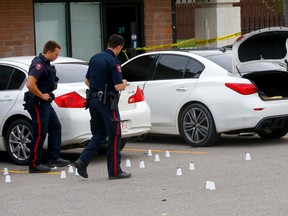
{"left": 7, "top": 122, "right": 31, "bottom": 164}
{"left": 183, "top": 107, "right": 209, "bottom": 144}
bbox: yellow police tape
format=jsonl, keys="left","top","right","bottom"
{"left": 122, "top": 32, "right": 241, "bottom": 53}
{"left": 122, "top": 49, "right": 129, "bottom": 61}
{"left": 195, "top": 32, "right": 241, "bottom": 46}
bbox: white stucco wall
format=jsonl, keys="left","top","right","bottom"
{"left": 194, "top": 0, "right": 241, "bottom": 47}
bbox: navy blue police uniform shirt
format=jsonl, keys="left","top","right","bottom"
{"left": 86, "top": 49, "right": 123, "bottom": 93}
{"left": 28, "top": 53, "right": 56, "bottom": 94}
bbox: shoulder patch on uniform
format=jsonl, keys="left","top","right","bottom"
{"left": 35, "top": 63, "right": 43, "bottom": 71}
{"left": 116, "top": 64, "right": 122, "bottom": 73}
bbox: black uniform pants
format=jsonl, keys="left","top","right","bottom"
{"left": 79, "top": 97, "right": 122, "bottom": 177}
{"left": 28, "top": 101, "right": 61, "bottom": 167}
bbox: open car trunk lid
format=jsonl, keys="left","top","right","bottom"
{"left": 233, "top": 27, "right": 288, "bottom": 69}
{"left": 232, "top": 27, "right": 288, "bottom": 100}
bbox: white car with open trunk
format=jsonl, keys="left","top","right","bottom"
{"left": 121, "top": 27, "right": 288, "bottom": 147}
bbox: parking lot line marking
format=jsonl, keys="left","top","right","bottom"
{"left": 123, "top": 148, "right": 207, "bottom": 154}
{"left": 0, "top": 170, "right": 61, "bottom": 175}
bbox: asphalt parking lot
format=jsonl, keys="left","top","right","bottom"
{"left": 1, "top": 134, "right": 288, "bottom": 216}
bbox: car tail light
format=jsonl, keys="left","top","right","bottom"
{"left": 54, "top": 92, "right": 86, "bottom": 108}
{"left": 128, "top": 86, "right": 145, "bottom": 103}
{"left": 225, "top": 83, "right": 257, "bottom": 95}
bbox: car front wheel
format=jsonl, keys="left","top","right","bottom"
{"left": 179, "top": 103, "right": 219, "bottom": 147}
{"left": 257, "top": 127, "right": 288, "bottom": 139}
{"left": 5, "top": 119, "right": 32, "bottom": 165}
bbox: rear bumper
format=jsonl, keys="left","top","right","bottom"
{"left": 255, "top": 115, "right": 288, "bottom": 130}
{"left": 120, "top": 101, "right": 151, "bottom": 138}
{"left": 54, "top": 101, "right": 151, "bottom": 147}
{"left": 121, "top": 127, "right": 150, "bottom": 138}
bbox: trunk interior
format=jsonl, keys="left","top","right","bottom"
{"left": 243, "top": 71, "right": 288, "bottom": 100}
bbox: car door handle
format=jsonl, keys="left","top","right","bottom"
{"left": 0, "top": 96, "right": 13, "bottom": 101}
{"left": 176, "top": 87, "right": 188, "bottom": 92}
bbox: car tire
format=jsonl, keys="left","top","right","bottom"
{"left": 179, "top": 103, "right": 219, "bottom": 147}
{"left": 257, "top": 127, "right": 288, "bottom": 139}
{"left": 97, "top": 138, "right": 127, "bottom": 155}
{"left": 5, "top": 119, "right": 32, "bottom": 165}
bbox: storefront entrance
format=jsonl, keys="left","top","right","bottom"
{"left": 103, "top": 2, "right": 144, "bottom": 63}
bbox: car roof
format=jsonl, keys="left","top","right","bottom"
{"left": 0, "top": 56, "right": 86, "bottom": 66}
{"left": 133, "top": 47, "right": 231, "bottom": 58}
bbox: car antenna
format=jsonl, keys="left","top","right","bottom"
{"left": 219, "top": 48, "right": 226, "bottom": 53}
{"left": 235, "top": 65, "right": 242, "bottom": 77}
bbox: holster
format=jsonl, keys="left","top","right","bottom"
{"left": 23, "top": 91, "right": 35, "bottom": 111}
{"left": 110, "top": 92, "right": 120, "bottom": 111}
{"left": 48, "top": 93, "right": 55, "bottom": 103}
{"left": 53, "top": 76, "right": 59, "bottom": 90}
{"left": 84, "top": 89, "right": 91, "bottom": 110}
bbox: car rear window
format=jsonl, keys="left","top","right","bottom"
{"left": 205, "top": 53, "right": 233, "bottom": 72}
{"left": 54, "top": 63, "right": 88, "bottom": 83}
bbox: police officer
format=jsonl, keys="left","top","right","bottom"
{"left": 75, "top": 34, "right": 131, "bottom": 180}
{"left": 26, "top": 40, "right": 70, "bottom": 173}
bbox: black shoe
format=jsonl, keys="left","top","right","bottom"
{"left": 47, "top": 158, "right": 70, "bottom": 167}
{"left": 109, "top": 172, "right": 131, "bottom": 180}
{"left": 74, "top": 159, "right": 88, "bottom": 178}
{"left": 29, "top": 165, "right": 51, "bottom": 173}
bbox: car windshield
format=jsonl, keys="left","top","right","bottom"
{"left": 54, "top": 63, "right": 88, "bottom": 83}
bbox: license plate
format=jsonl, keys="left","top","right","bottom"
{"left": 121, "top": 121, "right": 128, "bottom": 133}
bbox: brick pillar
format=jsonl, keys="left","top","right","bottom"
{"left": 144, "top": 0, "right": 173, "bottom": 51}
{"left": 0, "top": 0, "right": 35, "bottom": 57}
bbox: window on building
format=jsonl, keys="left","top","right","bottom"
{"left": 70, "top": 3, "right": 101, "bottom": 61}
{"left": 34, "top": 3, "right": 67, "bottom": 56}
{"left": 34, "top": 2, "right": 101, "bottom": 61}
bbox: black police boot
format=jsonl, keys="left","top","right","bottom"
{"left": 74, "top": 159, "right": 88, "bottom": 178}
{"left": 109, "top": 171, "right": 131, "bottom": 180}
{"left": 29, "top": 164, "right": 51, "bottom": 173}
{"left": 47, "top": 158, "right": 70, "bottom": 167}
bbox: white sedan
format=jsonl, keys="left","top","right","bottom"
{"left": 0, "top": 56, "right": 151, "bottom": 164}
{"left": 122, "top": 27, "right": 288, "bottom": 147}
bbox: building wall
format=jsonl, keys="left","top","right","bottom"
{"left": 176, "top": 0, "right": 285, "bottom": 39}
{"left": 144, "top": 0, "right": 173, "bottom": 49}
{"left": 0, "top": 0, "right": 172, "bottom": 58}
{"left": 0, "top": 0, "right": 35, "bottom": 57}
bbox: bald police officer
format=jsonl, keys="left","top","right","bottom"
{"left": 75, "top": 34, "right": 131, "bottom": 180}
